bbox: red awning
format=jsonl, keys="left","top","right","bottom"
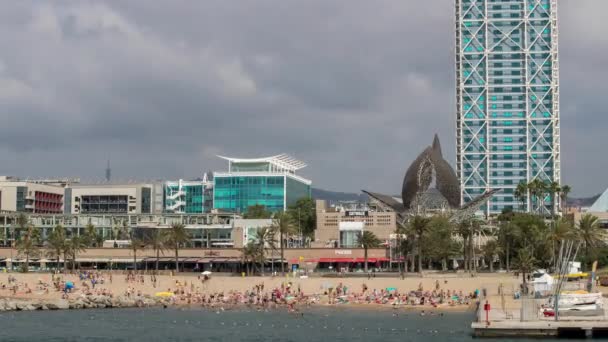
{"left": 317, "top": 258, "right": 382, "bottom": 263}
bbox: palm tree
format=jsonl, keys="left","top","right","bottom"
{"left": 251, "top": 227, "right": 276, "bottom": 276}
{"left": 84, "top": 222, "right": 98, "bottom": 247}
{"left": 548, "top": 219, "right": 574, "bottom": 270}
{"left": 15, "top": 224, "right": 40, "bottom": 273}
{"left": 46, "top": 225, "right": 66, "bottom": 271}
{"left": 165, "top": 223, "right": 190, "bottom": 272}
{"left": 574, "top": 214, "right": 606, "bottom": 270}
{"left": 357, "top": 231, "right": 381, "bottom": 272}
{"left": 549, "top": 181, "right": 561, "bottom": 216}
{"left": 408, "top": 215, "right": 430, "bottom": 273}
{"left": 272, "top": 212, "right": 294, "bottom": 274}
{"left": 120, "top": 220, "right": 131, "bottom": 240}
{"left": 560, "top": 185, "right": 572, "bottom": 212}
{"left": 130, "top": 233, "right": 145, "bottom": 271}
{"left": 146, "top": 229, "right": 167, "bottom": 272}
{"left": 515, "top": 181, "right": 528, "bottom": 212}
{"left": 482, "top": 240, "right": 499, "bottom": 272}
{"left": 241, "top": 243, "right": 257, "bottom": 275}
{"left": 514, "top": 246, "right": 537, "bottom": 291}
{"left": 528, "top": 178, "right": 548, "bottom": 216}
{"left": 67, "top": 236, "right": 87, "bottom": 272}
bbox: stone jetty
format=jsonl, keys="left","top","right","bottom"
{"left": 0, "top": 295, "right": 170, "bottom": 312}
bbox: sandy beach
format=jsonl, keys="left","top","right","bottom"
{"left": 0, "top": 271, "right": 522, "bottom": 311}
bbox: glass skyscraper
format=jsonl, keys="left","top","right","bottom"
{"left": 213, "top": 154, "right": 312, "bottom": 214}
{"left": 456, "top": 0, "right": 560, "bottom": 215}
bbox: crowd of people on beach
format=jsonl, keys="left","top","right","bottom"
{"left": 0, "top": 271, "right": 477, "bottom": 312}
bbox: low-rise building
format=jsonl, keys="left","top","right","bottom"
{"left": 0, "top": 177, "right": 65, "bottom": 214}
{"left": 67, "top": 183, "right": 158, "bottom": 215}
{"left": 313, "top": 200, "right": 397, "bottom": 248}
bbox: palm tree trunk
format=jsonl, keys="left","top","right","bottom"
{"left": 72, "top": 252, "right": 76, "bottom": 272}
{"left": 364, "top": 247, "right": 368, "bottom": 273}
{"left": 133, "top": 250, "right": 137, "bottom": 271}
{"left": 25, "top": 253, "right": 29, "bottom": 273}
{"left": 280, "top": 230, "right": 285, "bottom": 274}
{"left": 57, "top": 255, "right": 60, "bottom": 273}
{"left": 156, "top": 249, "right": 160, "bottom": 272}
{"left": 417, "top": 242, "right": 423, "bottom": 273}
{"left": 489, "top": 258, "right": 494, "bottom": 272}
{"left": 463, "top": 237, "right": 469, "bottom": 271}
{"left": 506, "top": 242, "right": 510, "bottom": 272}
{"left": 175, "top": 246, "right": 179, "bottom": 273}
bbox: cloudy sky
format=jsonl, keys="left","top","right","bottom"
{"left": 0, "top": 1, "right": 605, "bottom": 196}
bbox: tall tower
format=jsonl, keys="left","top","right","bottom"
{"left": 456, "top": 0, "right": 560, "bottom": 215}
{"left": 105, "top": 160, "right": 111, "bottom": 183}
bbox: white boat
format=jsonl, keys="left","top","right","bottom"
{"left": 556, "top": 292, "right": 602, "bottom": 307}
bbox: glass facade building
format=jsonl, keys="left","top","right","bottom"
{"left": 456, "top": 0, "right": 560, "bottom": 215}
{"left": 164, "top": 178, "right": 213, "bottom": 214}
{"left": 213, "top": 154, "right": 312, "bottom": 214}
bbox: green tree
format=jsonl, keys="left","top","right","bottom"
{"left": 528, "top": 178, "right": 548, "bottom": 215}
{"left": 84, "top": 222, "right": 102, "bottom": 247}
{"left": 456, "top": 218, "right": 484, "bottom": 272}
{"left": 424, "top": 215, "right": 459, "bottom": 271}
{"left": 272, "top": 211, "right": 295, "bottom": 274}
{"left": 15, "top": 224, "right": 40, "bottom": 273}
{"left": 560, "top": 185, "right": 572, "bottom": 212}
{"left": 514, "top": 246, "right": 537, "bottom": 290}
{"left": 120, "top": 220, "right": 130, "bottom": 240}
{"left": 287, "top": 198, "right": 316, "bottom": 242}
{"left": 548, "top": 181, "right": 561, "bottom": 216}
{"left": 251, "top": 227, "right": 276, "bottom": 276}
{"left": 548, "top": 219, "right": 575, "bottom": 269}
{"left": 515, "top": 181, "right": 528, "bottom": 212}
{"left": 146, "top": 229, "right": 167, "bottom": 272}
{"left": 482, "top": 239, "right": 499, "bottom": 272}
{"left": 165, "top": 223, "right": 190, "bottom": 272}
{"left": 243, "top": 204, "right": 272, "bottom": 219}
{"left": 46, "top": 225, "right": 66, "bottom": 272}
{"left": 357, "top": 231, "right": 381, "bottom": 273}
{"left": 409, "top": 215, "right": 431, "bottom": 273}
{"left": 241, "top": 243, "right": 258, "bottom": 275}
{"left": 573, "top": 214, "right": 606, "bottom": 270}
{"left": 511, "top": 213, "right": 551, "bottom": 269}
{"left": 130, "top": 232, "right": 146, "bottom": 271}
{"left": 66, "top": 235, "right": 87, "bottom": 272}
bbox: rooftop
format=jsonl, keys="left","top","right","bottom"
{"left": 217, "top": 154, "right": 307, "bottom": 172}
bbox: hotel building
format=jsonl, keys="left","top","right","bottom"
{"left": 456, "top": 0, "right": 561, "bottom": 214}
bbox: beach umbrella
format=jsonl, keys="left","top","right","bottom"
{"left": 155, "top": 292, "right": 174, "bottom": 298}
{"left": 386, "top": 287, "right": 397, "bottom": 292}
{"left": 202, "top": 271, "right": 212, "bottom": 276}
{"left": 65, "top": 281, "right": 74, "bottom": 290}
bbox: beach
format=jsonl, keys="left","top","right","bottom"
{"left": 0, "top": 271, "right": 522, "bottom": 312}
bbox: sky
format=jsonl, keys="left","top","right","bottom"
{"left": 0, "top": 1, "right": 606, "bottom": 197}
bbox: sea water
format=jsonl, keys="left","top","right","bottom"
{"left": 0, "top": 307, "right": 586, "bottom": 341}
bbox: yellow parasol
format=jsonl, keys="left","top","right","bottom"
{"left": 154, "top": 292, "right": 175, "bottom": 297}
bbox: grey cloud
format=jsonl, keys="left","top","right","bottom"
{"left": 0, "top": 0, "right": 605, "bottom": 196}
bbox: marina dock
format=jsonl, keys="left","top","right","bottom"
{"left": 472, "top": 320, "right": 608, "bottom": 338}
